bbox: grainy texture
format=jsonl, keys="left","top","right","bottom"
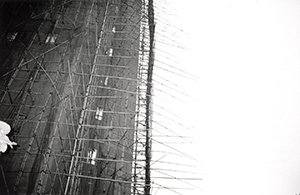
{"left": 0, "top": 0, "right": 143, "bottom": 194}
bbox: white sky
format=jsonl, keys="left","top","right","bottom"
{"left": 152, "top": 0, "right": 300, "bottom": 194}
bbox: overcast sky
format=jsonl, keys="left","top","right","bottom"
{"left": 153, "top": 0, "right": 300, "bottom": 194}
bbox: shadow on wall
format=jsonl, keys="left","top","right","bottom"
{"left": 0, "top": 1, "right": 48, "bottom": 82}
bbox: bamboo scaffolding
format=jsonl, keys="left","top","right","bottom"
{"left": 65, "top": 0, "right": 110, "bottom": 193}
{"left": 0, "top": 1, "right": 202, "bottom": 194}
{"left": 12, "top": 13, "right": 73, "bottom": 188}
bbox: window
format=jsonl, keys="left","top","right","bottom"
{"left": 95, "top": 107, "right": 103, "bottom": 121}
{"left": 105, "top": 48, "right": 113, "bottom": 56}
{"left": 6, "top": 32, "right": 18, "bottom": 41}
{"left": 104, "top": 77, "right": 108, "bottom": 86}
{"left": 45, "top": 34, "right": 57, "bottom": 44}
{"left": 87, "top": 149, "right": 97, "bottom": 165}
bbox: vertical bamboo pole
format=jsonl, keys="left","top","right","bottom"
{"left": 64, "top": 0, "right": 110, "bottom": 194}
{"left": 145, "top": 0, "right": 155, "bottom": 194}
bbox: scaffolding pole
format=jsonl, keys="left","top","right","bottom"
{"left": 144, "top": 0, "right": 155, "bottom": 194}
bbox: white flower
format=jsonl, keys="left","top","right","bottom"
{"left": 0, "top": 121, "right": 10, "bottom": 135}
{"left": 0, "top": 121, "right": 17, "bottom": 153}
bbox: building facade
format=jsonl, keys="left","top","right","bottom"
{"left": 0, "top": 0, "right": 151, "bottom": 194}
